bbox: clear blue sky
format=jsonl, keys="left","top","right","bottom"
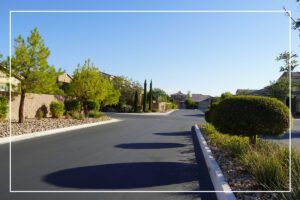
{"left": 0, "top": 0, "right": 300, "bottom": 96}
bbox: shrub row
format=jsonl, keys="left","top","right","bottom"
{"left": 49, "top": 99, "right": 102, "bottom": 119}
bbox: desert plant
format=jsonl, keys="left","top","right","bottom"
{"left": 0, "top": 96, "right": 8, "bottom": 121}
{"left": 64, "top": 99, "right": 81, "bottom": 113}
{"left": 211, "top": 96, "right": 290, "bottom": 145}
{"left": 67, "top": 111, "right": 84, "bottom": 120}
{"left": 36, "top": 109, "right": 43, "bottom": 120}
{"left": 50, "top": 101, "right": 64, "bottom": 118}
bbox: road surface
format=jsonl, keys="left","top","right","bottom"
{"left": 0, "top": 109, "right": 216, "bottom": 200}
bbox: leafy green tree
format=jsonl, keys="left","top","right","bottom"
{"left": 102, "top": 78, "right": 120, "bottom": 106}
{"left": 276, "top": 51, "right": 298, "bottom": 72}
{"left": 185, "top": 91, "right": 194, "bottom": 109}
{"left": 265, "top": 77, "right": 290, "bottom": 102}
{"left": 143, "top": 80, "right": 147, "bottom": 112}
{"left": 152, "top": 88, "right": 169, "bottom": 102}
{"left": 149, "top": 80, "right": 153, "bottom": 111}
{"left": 220, "top": 92, "right": 233, "bottom": 101}
{"left": 111, "top": 76, "right": 142, "bottom": 109}
{"left": 67, "top": 59, "right": 108, "bottom": 115}
{"left": 133, "top": 90, "right": 138, "bottom": 112}
{"left": 11, "top": 28, "right": 63, "bottom": 123}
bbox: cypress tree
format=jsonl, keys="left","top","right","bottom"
{"left": 149, "top": 80, "right": 153, "bottom": 111}
{"left": 134, "top": 90, "right": 138, "bottom": 112}
{"left": 143, "top": 80, "right": 147, "bottom": 112}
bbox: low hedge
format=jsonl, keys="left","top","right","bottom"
{"left": 50, "top": 101, "right": 64, "bottom": 118}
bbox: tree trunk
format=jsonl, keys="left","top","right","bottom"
{"left": 249, "top": 135, "right": 256, "bottom": 146}
{"left": 18, "top": 90, "right": 26, "bottom": 123}
{"left": 83, "top": 102, "right": 88, "bottom": 116}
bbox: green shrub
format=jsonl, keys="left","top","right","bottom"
{"left": 88, "top": 111, "right": 103, "bottom": 118}
{"left": 166, "top": 102, "right": 178, "bottom": 110}
{"left": 204, "top": 102, "right": 219, "bottom": 123}
{"left": 211, "top": 96, "right": 290, "bottom": 145}
{"left": 36, "top": 109, "right": 43, "bottom": 120}
{"left": 64, "top": 99, "right": 81, "bottom": 112}
{"left": 0, "top": 97, "right": 8, "bottom": 121}
{"left": 50, "top": 101, "right": 64, "bottom": 118}
{"left": 66, "top": 111, "right": 84, "bottom": 120}
{"left": 87, "top": 100, "right": 100, "bottom": 111}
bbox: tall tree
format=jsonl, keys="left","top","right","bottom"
{"left": 265, "top": 77, "right": 290, "bottom": 102}
{"left": 152, "top": 88, "right": 169, "bottom": 102}
{"left": 143, "top": 80, "right": 147, "bottom": 112}
{"left": 133, "top": 90, "right": 138, "bottom": 112}
{"left": 111, "top": 76, "right": 142, "bottom": 109}
{"left": 67, "top": 59, "right": 109, "bottom": 115}
{"left": 148, "top": 80, "right": 153, "bottom": 111}
{"left": 276, "top": 51, "right": 299, "bottom": 72}
{"left": 11, "top": 28, "right": 62, "bottom": 123}
{"left": 102, "top": 78, "right": 120, "bottom": 107}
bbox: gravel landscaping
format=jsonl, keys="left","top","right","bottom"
{"left": 0, "top": 116, "right": 111, "bottom": 138}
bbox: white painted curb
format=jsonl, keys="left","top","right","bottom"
{"left": 0, "top": 118, "right": 121, "bottom": 145}
{"left": 193, "top": 124, "right": 236, "bottom": 200}
{"left": 112, "top": 109, "right": 178, "bottom": 116}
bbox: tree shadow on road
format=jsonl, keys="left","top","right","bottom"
{"left": 153, "top": 131, "right": 190, "bottom": 137}
{"left": 183, "top": 113, "right": 205, "bottom": 117}
{"left": 43, "top": 162, "right": 198, "bottom": 189}
{"left": 115, "top": 143, "right": 186, "bottom": 149}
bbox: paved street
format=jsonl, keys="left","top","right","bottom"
{"left": 263, "top": 118, "right": 300, "bottom": 151}
{"left": 0, "top": 109, "right": 216, "bottom": 200}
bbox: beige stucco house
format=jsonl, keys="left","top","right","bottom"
{"left": 0, "top": 66, "right": 21, "bottom": 92}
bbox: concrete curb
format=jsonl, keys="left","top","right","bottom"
{"left": 0, "top": 118, "right": 121, "bottom": 145}
{"left": 192, "top": 124, "right": 236, "bottom": 200}
{"left": 112, "top": 109, "right": 178, "bottom": 116}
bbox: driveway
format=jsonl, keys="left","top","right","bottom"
{"left": 0, "top": 109, "right": 216, "bottom": 200}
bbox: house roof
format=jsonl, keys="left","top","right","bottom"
{"left": 101, "top": 72, "right": 115, "bottom": 78}
{"left": 191, "top": 94, "right": 212, "bottom": 102}
{"left": 171, "top": 91, "right": 186, "bottom": 96}
{"left": 279, "top": 72, "right": 300, "bottom": 82}
{"left": 0, "top": 65, "right": 23, "bottom": 80}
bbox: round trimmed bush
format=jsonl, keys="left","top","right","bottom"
{"left": 50, "top": 101, "right": 64, "bottom": 118}
{"left": 0, "top": 96, "right": 8, "bottom": 121}
{"left": 64, "top": 99, "right": 81, "bottom": 113}
{"left": 211, "top": 96, "right": 290, "bottom": 144}
{"left": 87, "top": 100, "right": 100, "bottom": 111}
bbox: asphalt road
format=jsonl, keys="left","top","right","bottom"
{"left": 0, "top": 109, "right": 217, "bottom": 200}
{"left": 263, "top": 118, "right": 300, "bottom": 151}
